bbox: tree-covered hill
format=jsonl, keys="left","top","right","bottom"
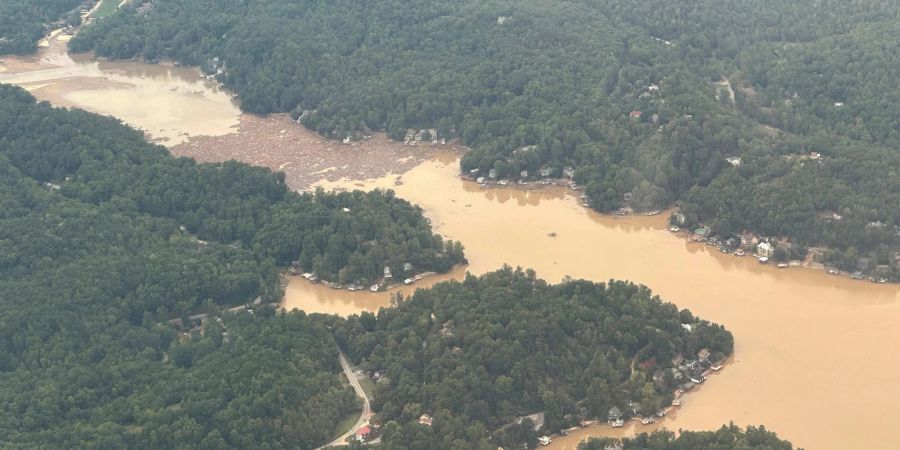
{"left": 0, "top": 83, "right": 461, "bottom": 447}
{"left": 579, "top": 424, "right": 798, "bottom": 450}
{"left": 70, "top": 0, "right": 900, "bottom": 270}
{"left": 332, "top": 268, "right": 733, "bottom": 449}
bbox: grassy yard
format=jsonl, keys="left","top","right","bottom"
{"left": 358, "top": 376, "right": 376, "bottom": 400}
{"left": 92, "top": 0, "right": 121, "bottom": 19}
{"left": 330, "top": 410, "right": 361, "bottom": 442}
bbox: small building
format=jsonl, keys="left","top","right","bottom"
{"left": 725, "top": 156, "right": 741, "bottom": 166}
{"left": 648, "top": 83, "right": 659, "bottom": 92}
{"left": 355, "top": 425, "right": 372, "bottom": 442}
{"left": 563, "top": 167, "right": 575, "bottom": 178}
{"left": 629, "top": 110, "right": 642, "bottom": 119}
{"left": 403, "top": 262, "right": 413, "bottom": 272}
{"left": 809, "top": 152, "right": 821, "bottom": 160}
{"left": 488, "top": 168, "right": 497, "bottom": 179}
{"left": 383, "top": 266, "right": 392, "bottom": 279}
{"left": 757, "top": 242, "right": 774, "bottom": 258}
{"left": 520, "top": 169, "right": 528, "bottom": 179}
{"left": 673, "top": 212, "right": 686, "bottom": 225}
{"left": 607, "top": 406, "right": 622, "bottom": 422}
{"left": 697, "top": 348, "right": 710, "bottom": 361}
{"left": 418, "top": 414, "right": 433, "bottom": 426}
{"left": 539, "top": 167, "right": 552, "bottom": 177}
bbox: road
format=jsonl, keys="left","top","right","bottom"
{"left": 318, "top": 349, "right": 371, "bottom": 449}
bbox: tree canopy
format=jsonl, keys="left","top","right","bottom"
{"left": 579, "top": 423, "right": 798, "bottom": 450}
{"left": 69, "top": 0, "right": 900, "bottom": 269}
{"left": 332, "top": 267, "right": 733, "bottom": 449}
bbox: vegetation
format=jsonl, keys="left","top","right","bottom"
{"left": 0, "top": 83, "right": 462, "bottom": 446}
{"left": 579, "top": 423, "right": 797, "bottom": 450}
{"left": 332, "top": 267, "right": 733, "bottom": 449}
{"left": 0, "top": 0, "right": 83, "bottom": 54}
{"left": 0, "top": 88, "right": 735, "bottom": 447}
{"left": 69, "top": 0, "right": 900, "bottom": 275}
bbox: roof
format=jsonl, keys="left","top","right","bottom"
{"left": 356, "top": 425, "right": 371, "bottom": 436}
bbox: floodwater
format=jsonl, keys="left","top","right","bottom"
{"left": 287, "top": 153, "right": 900, "bottom": 450}
{"left": 4, "top": 30, "right": 899, "bottom": 450}
{"left": 0, "top": 32, "right": 240, "bottom": 145}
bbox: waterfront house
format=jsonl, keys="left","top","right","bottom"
{"left": 757, "top": 242, "right": 774, "bottom": 258}
{"left": 607, "top": 406, "right": 622, "bottom": 422}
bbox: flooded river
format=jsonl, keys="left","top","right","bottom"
{"left": 0, "top": 32, "right": 240, "bottom": 145}
{"left": 3, "top": 32, "right": 899, "bottom": 450}
{"left": 288, "top": 154, "right": 900, "bottom": 450}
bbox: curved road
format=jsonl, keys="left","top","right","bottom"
{"left": 318, "top": 349, "right": 371, "bottom": 449}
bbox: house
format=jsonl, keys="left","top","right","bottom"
{"left": 383, "top": 266, "right": 392, "bottom": 279}
{"left": 488, "top": 168, "right": 497, "bottom": 179}
{"left": 725, "top": 156, "right": 741, "bottom": 166}
{"left": 418, "top": 414, "right": 433, "bottom": 426}
{"left": 539, "top": 167, "right": 552, "bottom": 177}
{"left": 857, "top": 257, "right": 870, "bottom": 272}
{"left": 809, "top": 152, "right": 821, "bottom": 160}
{"left": 403, "top": 262, "right": 413, "bottom": 272}
{"left": 673, "top": 212, "right": 686, "bottom": 225}
{"left": 757, "top": 242, "right": 774, "bottom": 259}
{"left": 697, "top": 349, "right": 710, "bottom": 361}
{"left": 520, "top": 169, "right": 528, "bottom": 179}
{"left": 629, "top": 110, "right": 642, "bottom": 119}
{"left": 355, "top": 425, "right": 372, "bottom": 442}
{"left": 693, "top": 227, "right": 711, "bottom": 240}
{"left": 607, "top": 406, "right": 622, "bottom": 422}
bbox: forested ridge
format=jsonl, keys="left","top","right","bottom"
{"left": 70, "top": 0, "right": 900, "bottom": 274}
{"left": 330, "top": 268, "right": 733, "bottom": 449}
{"left": 579, "top": 424, "right": 798, "bottom": 450}
{"left": 0, "top": 0, "right": 83, "bottom": 54}
{"left": 0, "top": 84, "right": 460, "bottom": 447}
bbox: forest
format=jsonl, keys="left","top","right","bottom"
{"left": 330, "top": 267, "right": 733, "bottom": 449}
{"left": 0, "top": 0, "right": 83, "bottom": 54}
{"left": 68, "top": 0, "right": 900, "bottom": 272}
{"left": 1, "top": 84, "right": 772, "bottom": 449}
{"left": 578, "top": 424, "right": 797, "bottom": 450}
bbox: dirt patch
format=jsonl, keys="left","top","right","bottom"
{"left": 171, "top": 113, "right": 467, "bottom": 190}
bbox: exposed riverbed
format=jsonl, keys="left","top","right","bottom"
{"left": 3, "top": 33, "right": 899, "bottom": 450}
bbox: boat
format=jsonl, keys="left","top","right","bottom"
{"left": 668, "top": 226, "right": 680, "bottom": 232}
{"left": 404, "top": 278, "right": 415, "bottom": 285}
{"left": 538, "top": 436, "right": 552, "bottom": 446}
{"left": 776, "top": 262, "right": 788, "bottom": 268}
{"left": 734, "top": 249, "right": 745, "bottom": 256}
{"left": 758, "top": 256, "right": 769, "bottom": 264}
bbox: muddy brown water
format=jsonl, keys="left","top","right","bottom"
{"left": 0, "top": 32, "right": 240, "bottom": 145}
{"left": 3, "top": 33, "right": 899, "bottom": 450}
{"left": 292, "top": 155, "right": 900, "bottom": 450}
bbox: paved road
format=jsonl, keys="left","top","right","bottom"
{"left": 318, "top": 349, "right": 371, "bottom": 449}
